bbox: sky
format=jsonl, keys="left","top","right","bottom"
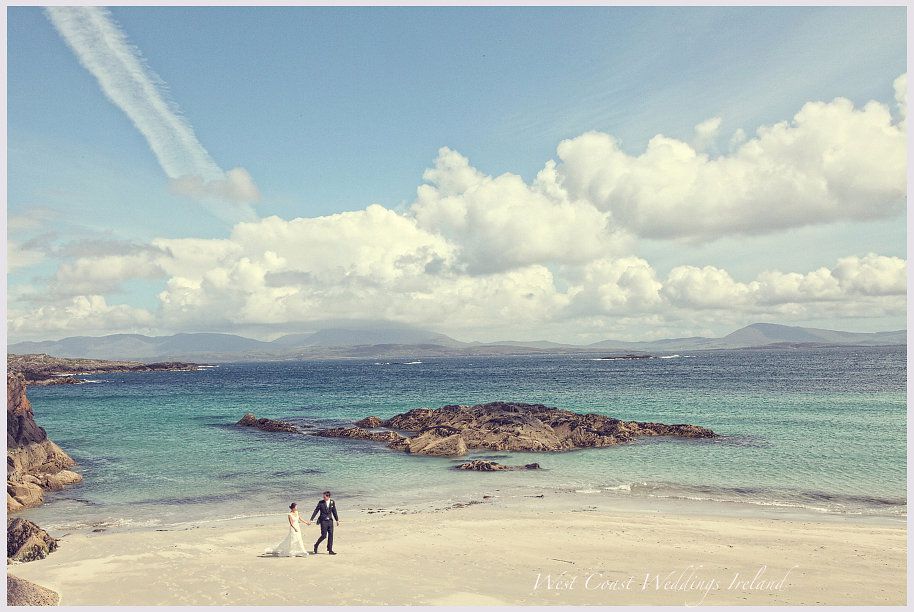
{"left": 6, "top": 6, "right": 908, "bottom": 344}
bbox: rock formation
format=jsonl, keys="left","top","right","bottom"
{"left": 236, "top": 412, "right": 302, "bottom": 433}
{"left": 354, "top": 416, "right": 384, "bottom": 428}
{"left": 6, "top": 575, "right": 60, "bottom": 606}
{"left": 313, "top": 426, "right": 410, "bottom": 450}
{"left": 7, "top": 518, "right": 58, "bottom": 562}
{"left": 315, "top": 401, "right": 716, "bottom": 457}
{"left": 8, "top": 353, "right": 202, "bottom": 386}
{"left": 7, "top": 373, "right": 83, "bottom": 513}
{"left": 453, "top": 460, "right": 542, "bottom": 471}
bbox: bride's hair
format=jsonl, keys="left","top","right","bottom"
{"left": 289, "top": 502, "right": 297, "bottom": 510}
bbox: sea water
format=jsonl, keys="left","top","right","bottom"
{"left": 19, "top": 346, "right": 906, "bottom": 531}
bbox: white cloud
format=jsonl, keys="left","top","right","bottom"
{"left": 663, "top": 265, "right": 756, "bottom": 309}
{"left": 692, "top": 116, "right": 722, "bottom": 151}
{"left": 45, "top": 7, "right": 260, "bottom": 215}
{"left": 555, "top": 86, "right": 906, "bottom": 240}
{"left": 51, "top": 251, "right": 165, "bottom": 296}
{"left": 411, "top": 148, "right": 628, "bottom": 273}
{"left": 832, "top": 253, "right": 906, "bottom": 296}
{"left": 8, "top": 75, "right": 907, "bottom": 342}
{"left": 894, "top": 73, "right": 906, "bottom": 126}
{"left": 663, "top": 254, "right": 906, "bottom": 310}
{"left": 9, "top": 295, "right": 155, "bottom": 337}
{"left": 168, "top": 167, "right": 261, "bottom": 206}
{"left": 566, "top": 257, "right": 663, "bottom": 315}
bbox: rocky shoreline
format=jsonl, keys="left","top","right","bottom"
{"left": 8, "top": 353, "right": 204, "bottom": 386}
{"left": 314, "top": 401, "right": 716, "bottom": 457}
{"left": 6, "top": 372, "right": 83, "bottom": 513}
{"left": 6, "top": 372, "right": 76, "bottom": 605}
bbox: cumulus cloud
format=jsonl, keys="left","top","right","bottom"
{"left": 565, "top": 257, "right": 663, "bottom": 316}
{"left": 894, "top": 73, "right": 906, "bottom": 125}
{"left": 662, "top": 265, "right": 755, "bottom": 309}
{"left": 692, "top": 116, "right": 722, "bottom": 151}
{"left": 411, "top": 148, "right": 628, "bottom": 273}
{"left": 663, "top": 254, "right": 906, "bottom": 310}
{"left": 8, "top": 75, "right": 907, "bottom": 341}
{"left": 555, "top": 85, "right": 906, "bottom": 240}
{"left": 45, "top": 7, "right": 260, "bottom": 217}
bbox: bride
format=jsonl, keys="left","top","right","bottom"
{"left": 264, "top": 502, "right": 311, "bottom": 557}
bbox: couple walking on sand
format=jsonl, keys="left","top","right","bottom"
{"left": 265, "top": 491, "right": 340, "bottom": 557}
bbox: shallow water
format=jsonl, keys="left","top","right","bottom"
{"left": 21, "top": 346, "right": 906, "bottom": 531}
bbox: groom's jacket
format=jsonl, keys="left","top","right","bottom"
{"left": 310, "top": 499, "right": 339, "bottom": 522}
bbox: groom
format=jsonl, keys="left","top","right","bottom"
{"left": 309, "top": 490, "right": 340, "bottom": 555}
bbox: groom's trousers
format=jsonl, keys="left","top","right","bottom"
{"left": 315, "top": 519, "right": 334, "bottom": 551}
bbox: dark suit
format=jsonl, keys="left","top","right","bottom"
{"left": 310, "top": 499, "right": 339, "bottom": 552}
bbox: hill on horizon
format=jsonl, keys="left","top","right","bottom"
{"left": 7, "top": 322, "right": 905, "bottom": 362}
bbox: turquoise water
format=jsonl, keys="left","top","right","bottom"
{"left": 20, "top": 346, "right": 906, "bottom": 530}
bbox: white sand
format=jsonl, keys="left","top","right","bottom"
{"left": 8, "top": 495, "right": 905, "bottom": 605}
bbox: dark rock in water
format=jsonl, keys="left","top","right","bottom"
{"left": 454, "top": 460, "right": 542, "bottom": 471}
{"left": 454, "top": 460, "right": 512, "bottom": 471}
{"left": 354, "top": 416, "right": 383, "bottom": 428}
{"left": 236, "top": 412, "right": 300, "bottom": 433}
{"left": 315, "top": 401, "right": 716, "bottom": 457}
{"left": 313, "top": 427, "right": 410, "bottom": 450}
{"left": 6, "top": 575, "right": 60, "bottom": 606}
{"left": 7, "top": 518, "right": 58, "bottom": 563}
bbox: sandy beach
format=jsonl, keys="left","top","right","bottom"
{"left": 8, "top": 494, "right": 906, "bottom": 606}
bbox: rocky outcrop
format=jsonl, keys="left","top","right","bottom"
{"left": 455, "top": 460, "right": 512, "bottom": 471}
{"left": 8, "top": 353, "right": 202, "bottom": 386}
{"left": 236, "top": 412, "right": 301, "bottom": 433}
{"left": 354, "top": 416, "right": 384, "bottom": 428}
{"left": 7, "top": 373, "right": 82, "bottom": 513}
{"left": 315, "top": 402, "right": 716, "bottom": 457}
{"left": 453, "top": 460, "right": 541, "bottom": 471}
{"left": 7, "top": 518, "right": 58, "bottom": 563}
{"left": 7, "top": 575, "right": 61, "bottom": 606}
{"left": 313, "top": 427, "right": 410, "bottom": 451}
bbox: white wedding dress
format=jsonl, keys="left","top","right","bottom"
{"left": 264, "top": 511, "right": 309, "bottom": 557}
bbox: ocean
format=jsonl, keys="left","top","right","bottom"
{"left": 20, "top": 345, "right": 907, "bottom": 532}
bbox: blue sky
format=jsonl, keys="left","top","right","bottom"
{"left": 6, "top": 6, "right": 907, "bottom": 342}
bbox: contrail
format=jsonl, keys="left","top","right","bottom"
{"left": 46, "top": 7, "right": 258, "bottom": 213}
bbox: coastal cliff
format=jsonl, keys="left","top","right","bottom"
{"left": 7, "top": 372, "right": 82, "bottom": 513}
{"left": 315, "top": 401, "right": 717, "bottom": 457}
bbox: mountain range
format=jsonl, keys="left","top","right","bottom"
{"left": 7, "top": 323, "right": 905, "bottom": 363}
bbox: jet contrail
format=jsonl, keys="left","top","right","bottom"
{"left": 46, "top": 7, "right": 258, "bottom": 212}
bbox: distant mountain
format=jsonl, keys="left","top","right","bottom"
{"left": 8, "top": 325, "right": 467, "bottom": 362}
{"left": 589, "top": 323, "right": 906, "bottom": 351}
{"left": 9, "top": 333, "right": 273, "bottom": 361}
{"left": 719, "top": 323, "right": 906, "bottom": 347}
{"left": 8, "top": 322, "right": 904, "bottom": 362}
{"left": 274, "top": 328, "right": 464, "bottom": 348}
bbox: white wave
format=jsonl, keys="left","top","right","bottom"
{"left": 604, "top": 484, "right": 632, "bottom": 492}
{"left": 402, "top": 361, "right": 423, "bottom": 365}
{"left": 658, "top": 354, "right": 681, "bottom": 359}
